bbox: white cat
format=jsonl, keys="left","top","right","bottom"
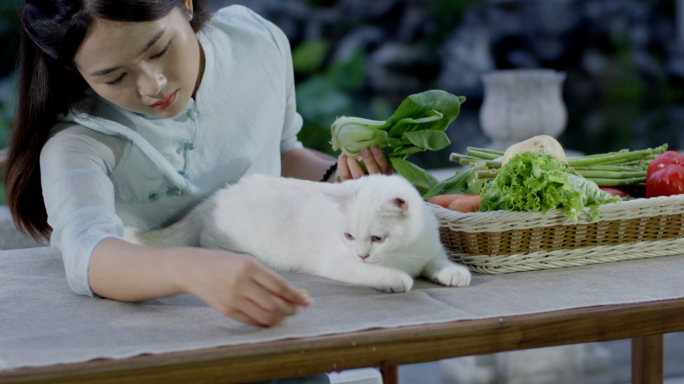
{"left": 124, "top": 174, "right": 471, "bottom": 292}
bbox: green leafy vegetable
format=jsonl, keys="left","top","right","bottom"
{"left": 422, "top": 166, "right": 488, "bottom": 200}
{"left": 389, "top": 157, "right": 439, "bottom": 194}
{"left": 479, "top": 151, "right": 621, "bottom": 223}
{"left": 330, "top": 90, "right": 465, "bottom": 159}
{"left": 388, "top": 157, "right": 487, "bottom": 198}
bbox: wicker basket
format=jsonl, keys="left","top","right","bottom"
{"left": 429, "top": 195, "right": 684, "bottom": 274}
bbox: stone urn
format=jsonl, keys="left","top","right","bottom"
{"left": 479, "top": 69, "right": 567, "bottom": 151}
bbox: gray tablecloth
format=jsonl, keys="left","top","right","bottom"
{"left": 2, "top": 246, "right": 684, "bottom": 371}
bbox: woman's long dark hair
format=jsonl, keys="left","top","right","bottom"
{"left": 7, "top": 0, "right": 211, "bottom": 240}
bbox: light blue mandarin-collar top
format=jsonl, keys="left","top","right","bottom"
{"left": 39, "top": 5, "right": 303, "bottom": 296}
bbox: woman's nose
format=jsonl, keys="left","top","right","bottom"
{"left": 137, "top": 69, "right": 167, "bottom": 97}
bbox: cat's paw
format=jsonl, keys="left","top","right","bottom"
{"left": 434, "top": 264, "right": 471, "bottom": 287}
{"left": 377, "top": 271, "right": 414, "bottom": 293}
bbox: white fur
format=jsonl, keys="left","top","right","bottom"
{"left": 124, "top": 174, "right": 471, "bottom": 292}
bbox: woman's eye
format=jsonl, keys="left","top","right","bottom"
{"left": 150, "top": 42, "right": 170, "bottom": 59}
{"left": 106, "top": 74, "right": 126, "bottom": 86}
{"left": 344, "top": 233, "right": 354, "bottom": 240}
{"left": 371, "top": 235, "right": 386, "bottom": 243}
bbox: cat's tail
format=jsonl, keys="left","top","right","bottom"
{"left": 123, "top": 216, "right": 202, "bottom": 248}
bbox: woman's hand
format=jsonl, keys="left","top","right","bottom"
{"left": 337, "top": 145, "right": 393, "bottom": 181}
{"left": 183, "top": 249, "right": 313, "bottom": 327}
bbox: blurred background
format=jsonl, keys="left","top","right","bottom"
{"left": 201, "top": 0, "right": 684, "bottom": 170}
{"left": 0, "top": 0, "right": 683, "bottom": 177}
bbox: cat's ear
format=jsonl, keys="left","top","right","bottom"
{"left": 382, "top": 197, "right": 409, "bottom": 216}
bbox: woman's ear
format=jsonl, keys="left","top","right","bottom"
{"left": 183, "top": 0, "right": 194, "bottom": 18}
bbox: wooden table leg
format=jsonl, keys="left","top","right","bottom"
{"left": 379, "top": 365, "right": 398, "bottom": 384}
{"left": 632, "top": 334, "right": 663, "bottom": 384}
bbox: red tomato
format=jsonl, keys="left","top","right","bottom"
{"left": 647, "top": 151, "right": 684, "bottom": 179}
{"left": 599, "top": 186, "right": 630, "bottom": 198}
{"left": 646, "top": 165, "right": 684, "bottom": 198}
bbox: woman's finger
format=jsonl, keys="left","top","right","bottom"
{"left": 371, "top": 146, "right": 392, "bottom": 175}
{"left": 235, "top": 299, "right": 287, "bottom": 327}
{"left": 244, "top": 278, "right": 305, "bottom": 317}
{"left": 346, "top": 154, "right": 366, "bottom": 179}
{"left": 337, "top": 154, "right": 351, "bottom": 181}
{"left": 360, "top": 148, "right": 380, "bottom": 174}
{"left": 230, "top": 309, "right": 269, "bottom": 327}
{"left": 250, "top": 263, "right": 313, "bottom": 307}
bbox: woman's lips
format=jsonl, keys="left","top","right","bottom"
{"left": 151, "top": 90, "right": 178, "bottom": 110}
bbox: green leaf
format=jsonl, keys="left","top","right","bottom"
{"left": 422, "top": 167, "right": 488, "bottom": 200}
{"left": 292, "top": 39, "right": 330, "bottom": 73}
{"left": 386, "top": 90, "right": 463, "bottom": 137}
{"left": 386, "top": 137, "right": 403, "bottom": 147}
{"left": 402, "top": 130, "right": 451, "bottom": 152}
{"left": 387, "top": 111, "right": 446, "bottom": 138}
{"left": 390, "top": 146, "right": 426, "bottom": 158}
{"left": 390, "top": 157, "right": 438, "bottom": 193}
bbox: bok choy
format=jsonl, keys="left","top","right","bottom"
{"left": 330, "top": 90, "right": 465, "bottom": 160}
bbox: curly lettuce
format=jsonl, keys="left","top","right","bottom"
{"left": 479, "top": 151, "right": 621, "bottom": 223}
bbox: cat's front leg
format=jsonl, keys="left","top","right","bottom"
{"left": 320, "top": 257, "right": 414, "bottom": 293}
{"left": 421, "top": 253, "right": 472, "bottom": 287}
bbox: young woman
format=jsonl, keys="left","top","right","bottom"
{"left": 8, "top": 0, "right": 391, "bottom": 331}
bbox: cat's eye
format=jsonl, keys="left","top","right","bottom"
{"left": 371, "top": 235, "right": 386, "bottom": 243}
{"left": 344, "top": 233, "right": 355, "bottom": 240}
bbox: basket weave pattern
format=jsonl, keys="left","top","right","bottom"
{"left": 429, "top": 195, "right": 684, "bottom": 274}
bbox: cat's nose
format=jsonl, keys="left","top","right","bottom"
{"left": 358, "top": 254, "right": 369, "bottom": 261}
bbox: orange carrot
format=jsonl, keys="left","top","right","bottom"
{"left": 427, "top": 194, "right": 476, "bottom": 208}
{"left": 447, "top": 195, "right": 483, "bottom": 213}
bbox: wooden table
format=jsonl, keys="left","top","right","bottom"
{"left": 2, "top": 297, "right": 683, "bottom": 384}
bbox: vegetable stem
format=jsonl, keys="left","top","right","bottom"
{"left": 465, "top": 147, "right": 502, "bottom": 160}
{"left": 450, "top": 144, "right": 667, "bottom": 187}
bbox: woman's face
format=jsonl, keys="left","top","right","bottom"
{"left": 74, "top": 6, "right": 201, "bottom": 118}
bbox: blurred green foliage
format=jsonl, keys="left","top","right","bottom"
{"left": 0, "top": 0, "right": 20, "bottom": 204}
{"left": 0, "top": 75, "right": 14, "bottom": 146}
{"left": 294, "top": 43, "right": 394, "bottom": 157}
{"left": 292, "top": 0, "right": 478, "bottom": 157}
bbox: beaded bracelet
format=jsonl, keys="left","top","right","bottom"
{"left": 320, "top": 162, "right": 338, "bottom": 182}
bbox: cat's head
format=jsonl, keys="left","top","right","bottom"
{"left": 327, "top": 175, "right": 431, "bottom": 268}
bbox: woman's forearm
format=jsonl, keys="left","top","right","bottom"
{"left": 89, "top": 237, "right": 189, "bottom": 301}
{"left": 281, "top": 147, "right": 336, "bottom": 182}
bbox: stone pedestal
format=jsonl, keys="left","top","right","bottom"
{"left": 479, "top": 69, "right": 567, "bottom": 151}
